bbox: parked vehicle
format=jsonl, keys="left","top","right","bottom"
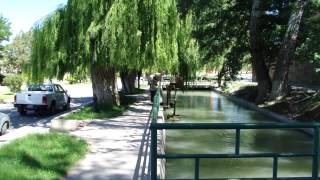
{"left": 0, "top": 112, "right": 10, "bottom": 135}
{"left": 14, "top": 83, "right": 70, "bottom": 116}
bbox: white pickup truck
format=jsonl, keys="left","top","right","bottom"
{"left": 14, "top": 83, "right": 71, "bottom": 116}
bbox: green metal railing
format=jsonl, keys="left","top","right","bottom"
{"left": 149, "top": 89, "right": 320, "bottom": 180}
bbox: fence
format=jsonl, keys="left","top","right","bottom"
{"left": 150, "top": 89, "right": 320, "bottom": 180}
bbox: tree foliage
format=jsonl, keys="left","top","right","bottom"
{"left": 2, "top": 31, "right": 32, "bottom": 74}
{"left": 176, "top": 0, "right": 252, "bottom": 83}
{"left": 3, "top": 74, "right": 24, "bottom": 93}
{"left": 0, "top": 15, "right": 11, "bottom": 60}
{"left": 0, "top": 15, "right": 11, "bottom": 43}
{"left": 295, "top": 0, "right": 320, "bottom": 71}
{"left": 177, "top": 12, "right": 200, "bottom": 80}
{"left": 28, "top": 0, "right": 192, "bottom": 108}
{"left": 29, "top": 0, "right": 182, "bottom": 79}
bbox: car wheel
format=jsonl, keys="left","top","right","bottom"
{"left": 63, "top": 98, "right": 71, "bottom": 111}
{"left": 0, "top": 122, "right": 9, "bottom": 135}
{"left": 50, "top": 102, "right": 57, "bottom": 115}
{"left": 18, "top": 107, "right": 27, "bottom": 116}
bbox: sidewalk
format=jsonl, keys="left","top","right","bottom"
{"left": 66, "top": 94, "right": 152, "bottom": 180}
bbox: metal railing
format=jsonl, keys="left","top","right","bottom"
{"left": 149, "top": 89, "right": 320, "bottom": 180}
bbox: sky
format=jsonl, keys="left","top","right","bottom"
{"left": 0, "top": 0, "right": 67, "bottom": 41}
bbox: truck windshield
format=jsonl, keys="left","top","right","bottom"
{"left": 27, "top": 85, "right": 53, "bottom": 92}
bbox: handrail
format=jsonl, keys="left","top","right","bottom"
{"left": 149, "top": 89, "right": 320, "bottom": 180}
{"left": 151, "top": 122, "right": 320, "bottom": 129}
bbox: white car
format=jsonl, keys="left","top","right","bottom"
{"left": 0, "top": 112, "right": 10, "bottom": 135}
{"left": 14, "top": 83, "right": 71, "bottom": 116}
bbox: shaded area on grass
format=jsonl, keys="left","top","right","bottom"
{"left": 0, "top": 133, "right": 87, "bottom": 179}
{"left": 64, "top": 93, "right": 138, "bottom": 120}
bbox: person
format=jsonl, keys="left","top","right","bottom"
{"left": 149, "top": 76, "right": 158, "bottom": 103}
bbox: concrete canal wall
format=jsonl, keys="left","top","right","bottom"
{"left": 212, "top": 88, "right": 313, "bottom": 136}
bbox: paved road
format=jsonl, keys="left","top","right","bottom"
{"left": 0, "top": 97, "right": 92, "bottom": 129}
{"left": 0, "top": 84, "right": 93, "bottom": 141}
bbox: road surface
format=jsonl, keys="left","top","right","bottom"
{"left": 0, "top": 83, "right": 93, "bottom": 145}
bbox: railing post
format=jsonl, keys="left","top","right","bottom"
{"left": 151, "top": 125, "right": 157, "bottom": 180}
{"left": 195, "top": 158, "right": 200, "bottom": 180}
{"left": 150, "top": 89, "right": 160, "bottom": 180}
{"left": 235, "top": 128, "right": 240, "bottom": 155}
{"left": 312, "top": 127, "right": 319, "bottom": 179}
{"left": 273, "top": 157, "right": 278, "bottom": 179}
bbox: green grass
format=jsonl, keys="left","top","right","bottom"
{"left": 64, "top": 95, "right": 137, "bottom": 120}
{"left": 0, "top": 133, "right": 87, "bottom": 180}
{"left": 64, "top": 105, "right": 126, "bottom": 120}
{"left": 0, "top": 92, "right": 14, "bottom": 101}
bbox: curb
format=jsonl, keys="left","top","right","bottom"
{"left": 212, "top": 88, "right": 313, "bottom": 136}
{"left": 50, "top": 101, "right": 93, "bottom": 132}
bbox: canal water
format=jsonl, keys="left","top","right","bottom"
{"left": 164, "top": 91, "right": 314, "bottom": 179}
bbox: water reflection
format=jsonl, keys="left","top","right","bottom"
{"left": 165, "top": 91, "right": 314, "bottom": 179}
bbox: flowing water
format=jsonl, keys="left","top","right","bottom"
{"left": 164, "top": 91, "right": 314, "bottom": 179}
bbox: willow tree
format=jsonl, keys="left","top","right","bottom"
{"left": 29, "top": 0, "right": 180, "bottom": 110}
{"left": 115, "top": 0, "right": 180, "bottom": 94}
{"left": 30, "top": 0, "right": 122, "bottom": 109}
{"left": 177, "top": 12, "right": 200, "bottom": 83}
{"left": 105, "top": 0, "right": 141, "bottom": 95}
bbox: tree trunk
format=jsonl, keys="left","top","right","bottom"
{"left": 217, "top": 65, "right": 225, "bottom": 88}
{"left": 91, "top": 66, "right": 120, "bottom": 110}
{"left": 271, "top": 0, "right": 307, "bottom": 99}
{"left": 252, "top": 67, "right": 257, "bottom": 82}
{"left": 249, "top": 0, "right": 271, "bottom": 104}
{"left": 137, "top": 70, "right": 142, "bottom": 89}
{"left": 120, "top": 69, "right": 137, "bottom": 95}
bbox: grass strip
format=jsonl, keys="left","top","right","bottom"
{"left": 64, "top": 94, "right": 137, "bottom": 120}
{"left": 0, "top": 92, "right": 13, "bottom": 101}
{"left": 64, "top": 105, "right": 126, "bottom": 120}
{"left": 0, "top": 133, "right": 87, "bottom": 179}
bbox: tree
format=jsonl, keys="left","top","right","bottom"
{"left": 271, "top": 0, "right": 307, "bottom": 98}
{"left": 29, "top": 0, "right": 180, "bottom": 110}
{"left": 0, "top": 15, "right": 11, "bottom": 63}
{"left": 295, "top": 0, "right": 320, "bottom": 74}
{"left": 177, "top": 0, "right": 252, "bottom": 86}
{"left": 2, "top": 31, "right": 32, "bottom": 74}
{"left": 0, "top": 15, "right": 11, "bottom": 43}
{"left": 249, "top": 0, "right": 271, "bottom": 103}
{"left": 249, "top": 0, "right": 310, "bottom": 102}
{"left": 177, "top": 12, "right": 200, "bottom": 83}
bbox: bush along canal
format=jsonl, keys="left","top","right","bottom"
{"left": 162, "top": 91, "right": 316, "bottom": 179}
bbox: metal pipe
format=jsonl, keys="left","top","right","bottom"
{"left": 312, "top": 127, "right": 319, "bottom": 179}
{"left": 235, "top": 128, "right": 240, "bottom": 155}
{"left": 273, "top": 157, "right": 278, "bottom": 179}
{"left": 195, "top": 158, "right": 200, "bottom": 180}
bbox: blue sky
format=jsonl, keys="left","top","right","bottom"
{"left": 0, "top": 0, "right": 67, "bottom": 40}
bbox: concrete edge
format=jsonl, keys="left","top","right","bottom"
{"left": 50, "top": 101, "right": 93, "bottom": 132}
{"left": 212, "top": 88, "right": 313, "bottom": 136}
{"left": 157, "top": 106, "right": 166, "bottom": 179}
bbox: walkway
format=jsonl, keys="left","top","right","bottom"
{"left": 66, "top": 94, "right": 152, "bottom": 180}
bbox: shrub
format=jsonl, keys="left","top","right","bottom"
{"left": 3, "top": 74, "right": 24, "bottom": 92}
